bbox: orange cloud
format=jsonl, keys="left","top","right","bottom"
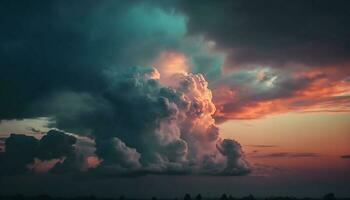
{"left": 27, "top": 158, "right": 62, "bottom": 173}
{"left": 152, "top": 51, "right": 189, "bottom": 84}
{"left": 213, "top": 67, "right": 350, "bottom": 120}
{"left": 151, "top": 52, "right": 350, "bottom": 121}
{"left": 86, "top": 156, "right": 101, "bottom": 168}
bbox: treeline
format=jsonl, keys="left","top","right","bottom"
{"left": 0, "top": 193, "right": 347, "bottom": 200}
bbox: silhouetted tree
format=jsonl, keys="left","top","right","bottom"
{"left": 323, "top": 193, "right": 336, "bottom": 200}
{"left": 37, "top": 195, "right": 51, "bottom": 200}
{"left": 228, "top": 195, "right": 235, "bottom": 200}
{"left": 119, "top": 195, "right": 125, "bottom": 200}
{"left": 242, "top": 194, "right": 255, "bottom": 200}
{"left": 220, "top": 194, "right": 228, "bottom": 200}
{"left": 88, "top": 195, "right": 97, "bottom": 200}
{"left": 0, "top": 193, "right": 341, "bottom": 200}
{"left": 184, "top": 194, "right": 192, "bottom": 200}
{"left": 13, "top": 194, "right": 24, "bottom": 200}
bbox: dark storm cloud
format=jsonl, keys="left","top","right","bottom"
{"left": 49, "top": 68, "right": 250, "bottom": 176}
{"left": 95, "top": 138, "right": 141, "bottom": 169}
{"left": 36, "top": 130, "right": 76, "bottom": 160}
{"left": 0, "top": 66, "right": 250, "bottom": 176}
{"left": 0, "top": 0, "right": 226, "bottom": 121}
{"left": 0, "top": 134, "right": 38, "bottom": 175}
{"left": 0, "top": 0, "right": 250, "bottom": 176}
{"left": 1, "top": 1, "right": 105, "bottom": 119}
{"left": 0, "top": 0, "right": 186, "bottom": 120}
{"left": 0, "top": 130, "right": 76, "bottom": 175}
{"left": 1, "top": 0, "right": 349, "bottom": 122}
{"left": 180, "top": 0, "right": 350, "bottom": 67}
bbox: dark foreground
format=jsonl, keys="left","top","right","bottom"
{"left": 0, "top": 194, "right": 349, "bottom": 200}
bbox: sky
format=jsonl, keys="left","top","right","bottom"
{"left": 0, "top": 0, "right": 350, "bottom": 198}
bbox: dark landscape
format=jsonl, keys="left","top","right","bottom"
{"left": 0, "top": 194, "right": 348, "bottom": 200}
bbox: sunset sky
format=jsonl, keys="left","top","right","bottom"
{"left": 1, "top": 0, "right": 350, "bottom": 198}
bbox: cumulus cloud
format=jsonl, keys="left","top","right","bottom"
{"left": 95, "top": 138, "right": 142, "bottom": 170}
{"left": 0, "top": 134, "right": 38, "bottom": 175}
{"left": 0, "top": 130, "right": 77, "bottom": 175}
{"left": 0, "top": 67, "right": 250, "bottom": 176}
{"left": 36, "top": 130, "right": 77, "bottom": 160}
{"left": 217, "top": 139, "right": 250, "bottom": 175}
{"left": 54, "top": 67, "right": 250, "bottom": 175}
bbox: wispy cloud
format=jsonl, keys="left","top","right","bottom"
{"left": 247, "top": 145, "right": 277, "bottom": 148}
{"left": 27, "top": 127, "right": 44, "bottom": 134}
{"left": 254, "top": 152, "right": 320, "bottom": 158}
{"left": 213, "top": 68, "right": 350, "bottom": 121}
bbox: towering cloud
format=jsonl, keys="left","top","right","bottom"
{"left": 60, "top": 67, "right": 250, "bottom": 175}
{"left": 0, "top": 67, "right": 250, "bottom": 176}
{"left": 0, "top": 1, "right": 251, "bottom": 176}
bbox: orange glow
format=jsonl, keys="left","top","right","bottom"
{"left": 86, "top": 156, "right": 101, "bottom": 168}
{"left": 214, "top": 68, "right": 350, "bottom": 120}
{"left": 27, "top": 158, "right": 62, "bottom": 173}
{"left": 152, "top": 51, "right": 189, "bottom": 84}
